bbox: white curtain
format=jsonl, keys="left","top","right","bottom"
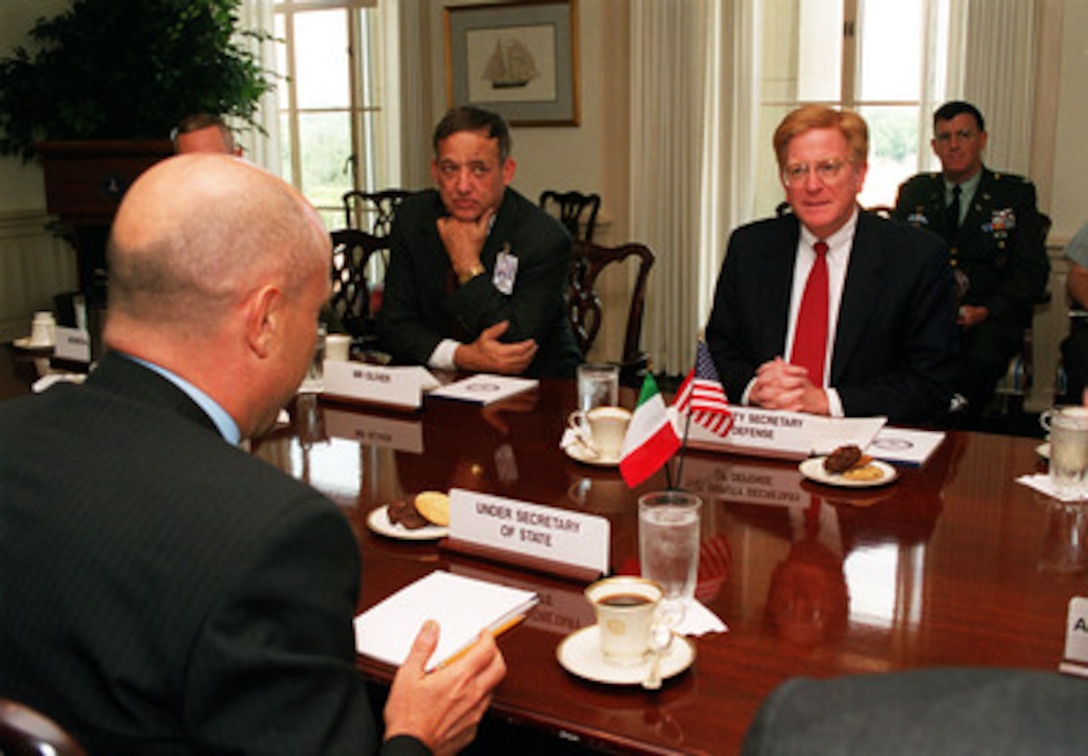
{"left": 237, "top": 0, "right": 281, "bottom": 173}
{"left": 630, "top": 0, "right": 754, "bottom": 377}
{"left": 960, "top": 0, "right": 1037, "bottom": 175}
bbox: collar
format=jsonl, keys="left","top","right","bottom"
{"left": 122, "top": 354, "right": 242, "bottom": 445}
{"left": 944, "top": 168, "right": 982, "bottom": 203}
{"left": 799, "top": 205, "right": 860, "bottom": 255}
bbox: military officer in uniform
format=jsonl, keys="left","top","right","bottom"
{"left": 894, "top": 100, "right": 1049, "bottom": 419}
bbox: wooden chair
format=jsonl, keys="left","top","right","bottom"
{"left": 341, "top": 189, "right": 412, "bottom": 237}
{"left": 567, "top": 240, "right": 655, "bottom": 385}
{"left": 328, "top": 228, "right": 389, "bottom": 344}
{"left": 0, "top": 698, "right": 86, "bottom": 756}
{"left": 540, "top": 190, "right": 601, "bottom": 242}
{"left": 991, "top": 212, "right": 1053, "bottom": 419}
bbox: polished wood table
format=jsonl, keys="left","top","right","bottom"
{"left": 246, "top": 379, "right": 1079, "bottom": 755}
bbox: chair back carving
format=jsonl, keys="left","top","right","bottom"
{"left": 568, "top": 240, "right": 655, "bottom": 384}
{"left": 0, "top": 698, "right": 86, "bottom": 756}
{"left": 341, "top": 189, "right": 412, "bottom": 236}
{"left": 540, "top": 190, "right": 601, "bottom": 242}
{"left": 329, "top": 228, "right": 389, "bottom": 342}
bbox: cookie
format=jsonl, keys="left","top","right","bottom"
{"left": 414, "top": 491, "right": 450, "bottom": 527}
{"left": 824, "top": 444, "right": 863, "bottom": 474}
{"left": 387, "top": 498, "right": 429, "bottom": 530}
{"left": 842, "top": 463, "right": 884, "bottom": 482}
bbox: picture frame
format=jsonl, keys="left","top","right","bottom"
{"left": 444, "top": 0, "right": 580, "bottom": 127}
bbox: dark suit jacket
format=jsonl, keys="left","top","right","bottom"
{"left": 705, "top": 210, "right": 959, "bottom": 423}
{"left": 0, "top": 352, "right": 427, "bottom": 756}
{"left": 893, "top": 167, "right": 1049, "bottom": 328}
{"left": 742, "top": 667, "right": 1088, "bottom": 756}
{"left": 378, "top": 187, "right": 580, "bottom": 378}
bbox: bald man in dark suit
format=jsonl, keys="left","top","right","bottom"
{"left": 0, "top": 155, "right": 504, "bottom": 754}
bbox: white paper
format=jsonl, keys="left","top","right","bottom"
{"left": 866, "top": 427, "right": 946, "bottom": 466}
{"left": 354, "top": 570, "right": 538, "bottom": 671}
{"left": 429, "top": 374, "right": 539, "bottom": 405}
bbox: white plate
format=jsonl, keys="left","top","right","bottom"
{"left": 564, "top": 440, "right": 620, "bottom": 468}
{"left": 366, "top": 505, "right": 448, "bottom": 541}
{"left": 1037, "top": 443, "right": 1050, "bottom": 460}
{"left": 12, "top": 336, "right": 53, "bottom": 350}
{"left": 799, "top": 457, "right": 898, "bottom": 488}
{"left": 556, "top": 625, "right": 695, "bottom": 686}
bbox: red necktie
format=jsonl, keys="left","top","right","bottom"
{"left": 790, "top": 241, "right": 829, "bottom": 386}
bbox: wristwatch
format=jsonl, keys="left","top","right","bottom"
{"left": 458, "top": 264, "right": 485, "bottom": 285}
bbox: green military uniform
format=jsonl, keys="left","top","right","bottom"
{"left": 894, "top": 167, "right": 1049, "bottom": 413}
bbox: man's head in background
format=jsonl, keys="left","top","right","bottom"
{"left": 171, "top": 113, "right": 241, "bottom": 155}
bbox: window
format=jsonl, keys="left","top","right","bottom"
{"left": 274, "top": 0, "right": 401, "bottom": 229}
{"left": 756, "top": 0, "right": 952, "bottom": 213}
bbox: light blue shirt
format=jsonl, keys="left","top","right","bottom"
{"left": 123, "top": 353, "right": 242, "bottom": 445}
{"left": 944, "top": 170, "right": 982, "bottom": 227}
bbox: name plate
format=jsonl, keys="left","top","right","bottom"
{"left": 447, "top": 489, "right": 610, "bottom": 579}
{"left": 53, "top": 326, "right": 91, "bottom": 363}
{"left": 681, "top": 457, "right": 808, "bottom": 508}
{"left": 685, "top": 407, "right": 887, "bottom": 459}
{"left": 323, "top": 407, "right": 423, "bottom": 453}
{"left": 322, "top": 362, "right": 423, "bottom": 410}
{"left": 1061, "top": 596, "right": 1088, "bottom": 678}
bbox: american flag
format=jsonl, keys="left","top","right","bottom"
{"left": 673, "top": 340, "right": 734, "bottom": 436}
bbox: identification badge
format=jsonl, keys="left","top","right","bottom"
{"left": 493, "top": 244, "right": 518, "bottom": 295}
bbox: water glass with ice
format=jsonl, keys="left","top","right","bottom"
{"left": 638, "top": 491, "right": 702, "bottom": 622}
{"left": 577, "top": 363, "right": 619, "bottom": 412}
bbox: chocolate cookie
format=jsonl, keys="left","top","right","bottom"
{"left": 387, "top": 498, "right": 429, "bottom": 530}
{"left": 824, "top": 444, "right": 863, "bottom": 474}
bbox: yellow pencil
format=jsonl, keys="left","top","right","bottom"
{"left": 437, "top": 613, "right": 526, "bottom": 669}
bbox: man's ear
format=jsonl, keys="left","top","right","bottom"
{"left": 245, "top": 285, "right": 282, "bottom": 359}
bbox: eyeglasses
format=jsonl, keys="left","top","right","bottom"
{"left": 934, "top": 129, "right": 978, "bottom": 143}
{"left": 782, "top": 159, "right": 849, "bottom": 186}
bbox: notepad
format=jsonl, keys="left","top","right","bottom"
{"left": 354, "top": 570, "right": 539, "bottom": 671}
{"left": 428, "top": 374, "right": 539, "bottom": 405}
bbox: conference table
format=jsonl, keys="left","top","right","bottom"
{"left": 248, "top": 375, "right": 1080, "bottom": 755}
{"left": 3, "top": 348, "right": 1081, "bottom": 754}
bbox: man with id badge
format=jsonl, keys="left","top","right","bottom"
{"left": 379, "top": 106, "right": 580, "bottom": 377}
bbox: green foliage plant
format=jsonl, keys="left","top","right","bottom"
{"left": 0, "top": 0, "right": 274, "bottom": 162}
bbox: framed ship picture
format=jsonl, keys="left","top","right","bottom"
{"left": 444, "top": 0, "right": 579, "bottom": 127}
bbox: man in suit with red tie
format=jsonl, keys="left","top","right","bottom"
{"left": 894, "top": 101, "right": 1049, "bottom": 419}
{"left": 706, "top": 105, "right": 959, "bottom": 424}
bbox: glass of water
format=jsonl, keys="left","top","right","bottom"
{"left": 577, "top": 363, "right": 619, "bottom": 412}
{"left": 638, "top": 490, "right": 702, "bottom": 624}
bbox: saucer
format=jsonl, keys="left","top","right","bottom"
{"left": 366, "top": 505, "right": 448, "bottom": 541}
{"left": 799, "top": 457, "right": 898, "bottom": 488}
{"left": 12, "top": 336, "right": 53, "bottom": 351}
{"left": 556, "top": 625, "right": 695, "bottom": 685}
{"left": 564, "top": 440, "right": 621, "bottom": 468}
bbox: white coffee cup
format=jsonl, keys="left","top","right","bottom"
{"left": 585, "top": 576, "right": 663, "bottom": 665}
{"left": 325, "top": 333, "right": 352, "bottom": 362}
{"left": 29, "top": 311, "right": 56, "bottom": 346}
{"left": 568, "top": 406, "right": 631, "bottom": 459}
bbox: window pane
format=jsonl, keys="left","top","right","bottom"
{"left": 298, "top": 112, "right": 352, "bottom": 211}
{"left": 856, "top": 0, "right": 923, "bottom": 101}
{"left": 762, "top": 0, "right": 842, "bottom": 103}
{"left": 857, "top": 105, "right": 919, "bottom": 207}
{"left": 294, "top": 10, "right": 350, "bottom": 109}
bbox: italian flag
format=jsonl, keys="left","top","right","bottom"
{"left": 620, "top": 374, "right": 682, "bottom": 488}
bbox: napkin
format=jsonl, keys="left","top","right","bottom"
{"left": 676, "top": 598, "right": 728, "bottom": 636}
{"left": 1016, "top": 474, "right": 1088, "bottom": 503}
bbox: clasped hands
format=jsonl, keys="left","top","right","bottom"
{"left": 750, "top": 357, "right": 830, "bottom": 415}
